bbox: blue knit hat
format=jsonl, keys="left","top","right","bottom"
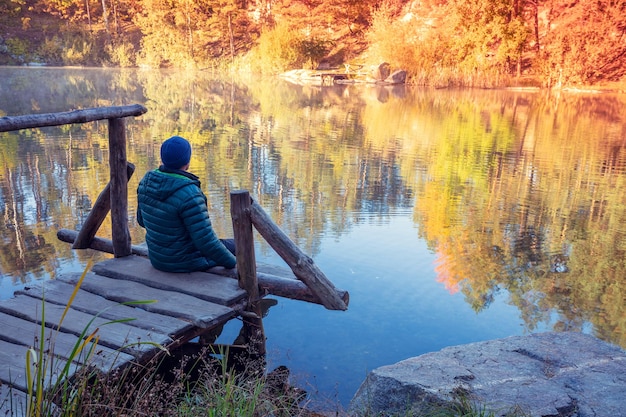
{"left": 160, "top": 136, "right": 191, "bottom": 169}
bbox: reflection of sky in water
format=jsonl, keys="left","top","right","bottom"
{"left": 217, "top": 211, "right": 546, "bottom": 408}
{"left": 0, "top": 255, "right": 97, "bottom": 299}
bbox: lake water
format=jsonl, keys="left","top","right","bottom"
{"left": 1, "top": 67, "right": 625, "bottom": 411}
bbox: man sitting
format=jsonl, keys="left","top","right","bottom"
{"left": 137, "top": 135, "right": 236, "bottom": 272}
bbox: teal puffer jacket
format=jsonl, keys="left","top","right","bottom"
{"left": 137, "top": 167, "right": 236, "bottom": 272}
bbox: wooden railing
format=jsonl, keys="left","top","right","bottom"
{"left": 0, "top": 104, "right": 147, "bottom": 258}
{"left": 2, "top": 105, "right": 348, "bottom": 314}
{"left": 231, "top": 190, "right": 347, "bottom": 311}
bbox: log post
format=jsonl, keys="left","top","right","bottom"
{"left": 230, "top": 190, "right": 259, "bottom": 298}
{"left": 72, "top": 163, "right": 135, "bottom": 249}
{"left": 230, "top": 190, "right": 266, "bottom": 357}
{"left": 249, "top": 200, "right": 347, "bottom": 311}
{"left": 108, "top": 118, "right": 131, "bottom": 257}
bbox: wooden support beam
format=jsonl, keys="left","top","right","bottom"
{"left": 108, "top": 118, "right": 131, "bottom": 257}
{"left": 230, "top": 191, "right": 259, "bottom": 299}
{"left": 208, "top": 265, "right": 349, "bottom": 306}
{"left": 72, "top": 163, "right": 135, "bottom": 249}
{"left": 0, "top": 104, "right": 147, "bottom": 132}
{"left": 60, "top": 229, "right": 145, "bottom": 256}
{"left": 248, "top": 200, "right": 348, "bottom": 311}
{"left": 230, "top": 190, "right": 266, "bottom": 357}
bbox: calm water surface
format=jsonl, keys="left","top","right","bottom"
{"left": 1, "top": 67, "right": 625, "bottom": 409}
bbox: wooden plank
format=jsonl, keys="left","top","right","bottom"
{"left": 0, "top": 384, "right": 27, "bottom": 417}
{"left": 0, "top": 311, "right": 134, "bottom": 373}
{"left": 56, "top": 272, "right": 238, "bottom": 329}
{"left": 91, "top": 256, "right": 247, "bottom": 307}
{"left": 0, "top": 295, "right": 170, "bottom": 360}
{"left": 0, "top": 339, "right": 78, "bottom": 393}
{"left": 0, "top": 104, "right": 147, "bottom": 133}
{"left": 16, "top": 278, "right": 194, "bottom": 337}
{"left": 0, "top": 339, "right": 34, "bottom": 391}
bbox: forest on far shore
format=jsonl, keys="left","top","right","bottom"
{"left": 1, "top": 0, "right": 625, "bottom": 88}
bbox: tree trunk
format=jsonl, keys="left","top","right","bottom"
{"left": 534, "top": 1, "right": 540, "bottom": 52}
{"left": 228, "top": 13, "right": 235, "bottom": 63}
{"left": 85, "top": 0, "right": 92, "bottom": 32}
{"left": 101, "top": 0, "right": 110, "bottom": 41}
{"left": 186, "top": 0, "right": 194, "bottom": 59}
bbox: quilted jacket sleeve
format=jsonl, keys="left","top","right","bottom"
{"left": 179, "top": 187, "right": 237, "bottom": 269}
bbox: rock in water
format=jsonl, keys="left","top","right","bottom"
{"left": 349, "top": 332, "right": 626, "bottom": 417}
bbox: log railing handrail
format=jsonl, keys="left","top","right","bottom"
{"left": 0, "top": 104, "right": 147, "bottom": 132}
{"left": 248, "top": 196, "right": 348, "bottom": 310}
{"left": 230, "top": 190, "right": 348, "bottom": 311}
{"left": 1, "top": 104, "right": 148, "bottom": 258}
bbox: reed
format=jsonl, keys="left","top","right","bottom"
{"left": 21, "top": 260, "right": 162, "bottom": 417}
{"left": 175, "top": 344, "right": 307, "bottom": 417}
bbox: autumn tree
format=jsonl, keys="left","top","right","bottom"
{"left": 134, "top": 0, "right": 257, "bottom": 67}
{"left": 0, "top": 0, "right": 25, "bottom": 21}
{"left": 198, "top": 0, "right": 258, "bottom": 60}
{"left": 441, "top": 0, "right": 530, "bottom": 75}
{"left": 538, "top": 0, "right": 626, "bottom": 87}
{"left": 257, "top": 0, "right": 379, "bottom": 67}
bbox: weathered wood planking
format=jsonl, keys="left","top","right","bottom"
{"left": 0, "top": 256, "right": 251, "bottom": 412}
{"left": 0, "top": 339, "right": 45, "bottom": 393}
{"left": 0, "top": 294, "right": 170, "bottom": 359}
{"left": 0, "top": 384, "right": 27, "bottom": 417}
{"left": 16, "top": 278, "right": 194, "bottom": 336}
{"left": 91, "top": 256, "right": 247, "bottom": 306}
{"left": 56, "top": 272, "right": 239, "bottom": 329}
{"left": 0, "top": 338, "right": 81, "bottom": 393}
{"left": 0, "top": 310, "right": 134, "bottom": 373}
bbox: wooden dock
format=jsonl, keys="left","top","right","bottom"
{"left": 0, "top": 105, "right": 349, "bottom": 416}
{"left": 0, "top": 255, "right": 251, "bottom": 415}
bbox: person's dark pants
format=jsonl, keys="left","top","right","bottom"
{"left": 220, "top": 238, "right": 236, "bottom": 256}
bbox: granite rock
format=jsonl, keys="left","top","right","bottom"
{"left": 348, "top": 332, "right": 626, "bottom": 417}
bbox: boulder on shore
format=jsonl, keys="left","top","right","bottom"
{"left": 348, "top": 332, "right": 626, "bottom": 417}
{"left": 382, "top": 69, "right": 407, "bottom": 85}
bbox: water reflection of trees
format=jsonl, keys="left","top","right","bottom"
{"left": 1, "top": 68, "right": 412, "bottom": 286}
{"left": 1, "top": 68, "right": 625, "bottom": 349}
{"left": 1, "top": 132, "right": 63, "bottom": 282}
{"left": 412, "top": 90, "right": 626, "bottom": 348}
